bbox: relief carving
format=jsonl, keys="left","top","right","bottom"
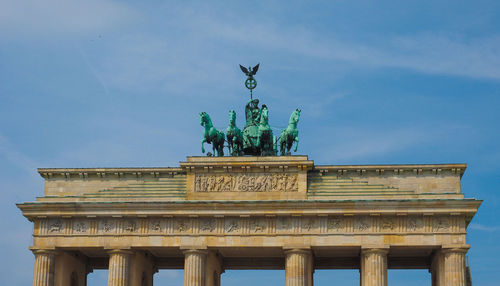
{"left": 355, "top": 217, "right": 370, "bottom": 231}
{"left": 40, "top": 214, "right": 447, "bottom": 237}
{"left": 73, "top": 221, "right": 88, "bottom": 233}
{"left": 381, "top": 217, "right": 396, "bottom": 231}
{"left": 200, "top": 218, "right": 216, "bottom": 232}
{"left": 100, "top": 220, "right": 115, "bottom": 233}
{"left": 434, "top": 217, "right": 450, "bottom": 231}
{"left": 195, "top": 173, "right": 298, "bottom": 192}
{"left": 49, "top": 220, "right": 63, "bottom": 233}
{"left": 250, "top": 218, "right": 266, "bottom": 233}
{"left": 328, "top": 217, "right": 344, "bottom": 231}
{"left": 124, "top": 220, "right": 137, "bottom": 232}
{"left": 276, "top": 217, "right": 291, "bottom": 232}
{"left": 150, "top": 220, "right": 162, "bottom": 232}
{"left": 225, "top": 219, "right": 240, "bottom": 233}
{"left": 302, "top": 217, "right": 317, "bottom": 231}
{"left": 407, "top": 217, "right": 421, "bottom": 232}
{"left": 175, "top": 219, "right": 190, "bottom": 232}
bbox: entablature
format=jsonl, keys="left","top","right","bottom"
{"left": 18, "top": 199, "right": 481, "bottom": 219}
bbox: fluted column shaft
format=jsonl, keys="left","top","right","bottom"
{"left": 360, "top": 248, "right": 388, "bottom": 286}
{"left": 442, "top": 248, "right": 467, "bottom": 286}
{"left": 32, "top": 249, "right": 55, "bottom": 286}
{"left": 107, "top": 250, "right": 132, "bottom": 286}
{"left": 285, "top": 249, "right": 312, "bottom": 286}
{"left": 431, "top": 252, "right": 445, "bottom": 286}
{"left": 184, "top": 249, "right": 207, "bottom": 286}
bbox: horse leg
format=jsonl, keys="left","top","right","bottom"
{"left": 293, "top": 137, "right": 299, "bottom": 152}
{"left": 218, "top": 140, "right": 224, "bottom": 157}
{"left": 201, "top": 138, "right": 206, "bottom": 153}
{"left": 227, "top": 138, "right": 233, "bottom": 156}
{"left": 286, "top": 138, "right": 292, "bottom": 155}
{"left": 273, "top": 135, "right": 277, "bottom": 156}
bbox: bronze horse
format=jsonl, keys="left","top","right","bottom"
{"left": 200, "top": 112, "right": 225, "bottom": 156}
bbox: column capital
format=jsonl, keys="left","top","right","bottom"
{"left": 283, "top": 248, "right": 312, "bottom": 256}
{"left": 441, "top": 247, "right": 469, "bottom": 255}
{"left": 30, "top": 248, "right": 56, "bottom": 256}
{"left": 361, "top": 246, "right": 389, "bottom": 256}
{"left": 107, "top": 249, "right": 134, "bottom": 256}
{"left": 182, "top": 249, "right": 209, "bottom": 256}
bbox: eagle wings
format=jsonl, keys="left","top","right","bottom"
{"left": 239, "top": 63, "right": 260, "bottom": 77}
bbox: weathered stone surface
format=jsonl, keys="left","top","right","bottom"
{"left": 19, "top": 156, "right": 481, "bottom": 286}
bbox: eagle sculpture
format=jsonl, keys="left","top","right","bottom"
{"left": 239, "top": 63, "right": 260, "bottom": 78}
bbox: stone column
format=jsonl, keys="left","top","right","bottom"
{"left": 184, "top": 249, "right": 208, "bottom": 286}
{"left": 32, "top": 249, "right": 56, "bottom": 286}
{"left": 129, "top": 251, "right": 156, "bottom": 286}
{"left": 285, "top": 249, "right": 313, "bottom": 286}
{"left": 360, "top": 248, "right": 388, "bottom": 286}
{"left": 205, "top": 250, "right": 224, "bottom": 286}
{"left": 108, "top": 250, "right": 133, "bottom": 286}
{"left": 442, "top": 248, "right": 468, "bottom": 286}
{"left": 431, "top": 251, "right": 445, "bottom": 286}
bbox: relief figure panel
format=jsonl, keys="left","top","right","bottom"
{"left": 194, "top": 173, "right": 298, "bottom": 192}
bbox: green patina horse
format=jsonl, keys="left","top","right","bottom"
{"left": 280, "top": 108, "right": 301, "bottom": 156}
{"left": 226, "top": 110, "right": 244, "bottom": 156}
{"left": 200, "top": 112, "right": 225, "bottom": 157}
{"left": 257, "top": 105, "right": 276, "bottom": 156}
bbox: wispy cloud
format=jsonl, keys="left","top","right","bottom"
{"left": 206, "top": 20, "right": 500, "bottom": 80}
{"left": 76, "top": 8, "right": 500, "bottom": 100}
{"left": 0, "top": 0, "right": 137, "bottom": 39}
{"left": 469, "top": 223, "right": 500, "bottom": 232}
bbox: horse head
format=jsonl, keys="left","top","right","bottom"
{"left": 289, "top": 108, "right": 301, "bottom": 125}
{"left": 260, "top": 105, "right": 269, "bottom": 125}
{"left": 229, "top": 110, "right": 236, "bottom": 125}
{"left": 200, "top": 112, "right": 210, "bottom": 127}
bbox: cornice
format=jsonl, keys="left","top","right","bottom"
{"left": 38, "top": 167, "right": 184, "bottom": 180}
{"left": 17, "top": 199, "right": 482, "bottom": 219}
{"left": 36, "top": 163, "right": 467, "bottom": 180}
{"left": 180, "top": 156, "right": 314, "bottom": 172}
{"left": 313, "top": 163, "right": 467, "bottom": 177}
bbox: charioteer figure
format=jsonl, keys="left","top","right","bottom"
{"left": 199, "top": 63, "right": 301, "bottom": 156}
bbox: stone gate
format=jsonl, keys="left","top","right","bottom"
{"left": 18, "top": 156, "right": 481, "bottom": 286}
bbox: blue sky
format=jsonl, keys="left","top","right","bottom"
{"left": 1, "top": 0, "right": 499, "bottom": 285}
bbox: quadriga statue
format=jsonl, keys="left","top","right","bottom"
{"left": 280, "top": 108, "right": 301, "bottom": 156}
{"left": 256, "top": 104, "right": 276, "bottom": 156}
{"left": 200, "top": 112, "right": 225, "bottom": 156}
{"left": 226, "top": 110, "right": 244, "bottom": 156}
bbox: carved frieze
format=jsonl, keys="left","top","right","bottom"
{"left": 381, "top": 217, "right": 397, "bottom": 231}
{"left": 73, "top": 220, "right": 89, "bottom": 233}
{"left": 123, "top": 219, "right": 138, "bottom": 233}
{"left": 407, "top": 216, "right": 422, "bottom": 232}
{"left": 199, "top": 218, "right": 216, "bottom": 233}
{"left": 434, "top": 216, "right": 450, "bottom": 232}
{"left": 174, "top": 218, "right": 191, "bottom": 233}
{"left": 250, "top": 218, "right": 267, "bottom": 233}
{"left": 276, "top": 217, "right": 292, "bottom": 233}
{"left": 354, "top": 217, "right": 370, "bottom": 232}
{"left": 37, "top": 214, "right": 463, "bottom": 237}
{"left": 99, "top": 219, "right": 116, "bottom": 234}
{"left": 194, "top": 173, "right": 298, "bottom": 192}
{"left": 225, "top": 218, "right": 241, "bottom": 234}
{"left": 301, "top": 217, "right": 318, "bottom": 232}
{"left": 48, "top": 219, "right": 64, "bottom": 233}
{"left": 328, "top": 216, "right": 344, "bottom": 232}
{"left": 149, "top": 220, "right": 162, "bottom": 232}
